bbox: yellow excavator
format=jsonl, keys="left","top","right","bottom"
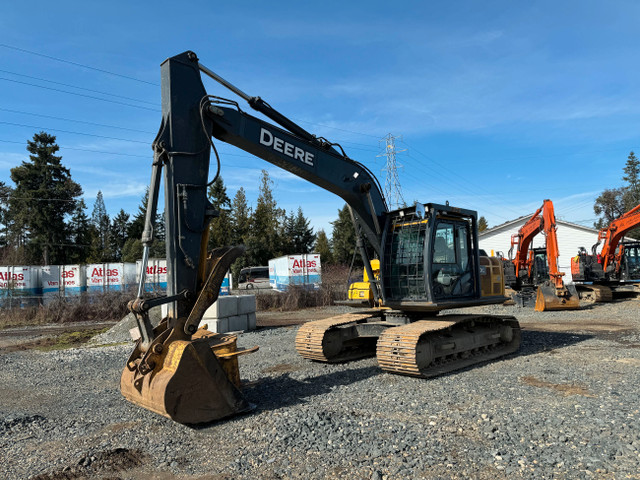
{"left": 345, "top": 259, "right": 381, "bottom": 307}
{"left": 122, "top": 51, "right": 521, "bottom": 424}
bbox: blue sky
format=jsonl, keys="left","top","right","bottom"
{"left": 1, "top": 0, "right": 639, "bottom": 237}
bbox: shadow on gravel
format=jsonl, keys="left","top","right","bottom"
{"left": 518, "top": 329, "right": 593, "bottom": 357}
{"left": 241, "top": 365, "right": 380, "bottom": 413}
{"left": 236, "top": 332, "right": 593, "bottom": 415}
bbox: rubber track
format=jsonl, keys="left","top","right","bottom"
{"left": 376, "top": 315, "right": 520, "bottom": 378}
{"left": 295, "top": 311, "right": 379, "bottom": 362}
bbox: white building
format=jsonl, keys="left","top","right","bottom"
{"left": 479, "top": 215, "right": 601, "bottom": 283}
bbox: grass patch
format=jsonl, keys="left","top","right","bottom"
{"left": 0, "top": 291, "right": 132, "bottom": 329}
{"left": 34, "top": 327, "right": 111, "bottom": 351}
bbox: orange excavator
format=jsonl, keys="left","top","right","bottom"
{"left": 572, "top": 203, "right": 640, "bottom": 298}
{"left": 504, "top": 199, "right": 580, "bottom": 311}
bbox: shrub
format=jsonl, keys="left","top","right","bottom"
{"left": 255, "top": 264, "right": 360, "bottom": 311}
{"left": 0, "top": 290, "right": 132, "bottom": 328}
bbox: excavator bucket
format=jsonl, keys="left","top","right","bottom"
{"left": 120, "top": 331, "right": 255, "bottom": 424}
{"left": 121, "top": 246, "right": 258, "bottom": 424}
{"left": 535, "top": 282, "right": 580, "bottom": 312}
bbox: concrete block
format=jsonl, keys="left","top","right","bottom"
{"left": 204, "top": 295, "right": 238, "bottom": 319}
{"left": 247, "top": 312, "right": 257, "bottom": 331}
{"left": 237, "top": 294, "right": 256, "bottom": 315}
{"left": 198, "top": 317, "right": 229, "bottom": 334}
{"left": 228, "top": 314, "right": 247, "bottom": 332}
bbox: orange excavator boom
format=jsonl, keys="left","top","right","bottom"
{"left": 508, "top": 199, "right": 579, "bottom": 311}
{"left": 596, "top": 204, "right": 640, "bottom": 274}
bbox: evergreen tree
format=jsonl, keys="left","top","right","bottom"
{"left": 122, "top": 238, "right": 142, "bottom": 263}
{"left": 0, "top": 182, "right": 12, "bottom": 251}
{"left": 207, "top": 177, "right": 233, "bottom": 249}
{"left": 90, "top": 191, "right": 112, "bottom": 261}
{"left": 478, "top": 216, "right": 488, "bottom": 233}
{"left": 231, "top": 187, "right": 252, "bottom": 246}
{"left": 128, "top": 188, "right": 164, "bottom": 243}
{"left": 110, "top": 209, "right": 131, "bottom": 261}
{"left": 623, "top": 151, "right": 640, "bottom": 210}
{"left": 229, "top": 187, "right": 253, "bottom": 283}
{"left": 314, "top": 229, "right": 333, "bottom": 264}
{"left": 290, "top": 207, "right": 315, "bottom": 253}
{"left": 331, "top": 204, "right": 356, "bottom": 265}
{"left": 9, "top": 132, "right": 82, "bottom": 264}
{"left": 248, "top": 170, "right": 281, "bottom": 265}
{"left": 128, "top": 189, "right": 148, "bottom": 241}
{"left": 593, "top": 188, "right": 625, "bottom": 230}
{"left": 68, "top": 199, "right": 92, "bottom": 264}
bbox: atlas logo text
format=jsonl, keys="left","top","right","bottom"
{"left": 260, "top": 128, "right": 314, "bottom": 166}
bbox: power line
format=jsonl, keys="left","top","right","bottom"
{"left": 0, "top": 108, "right": 155, "bottom": 134}
{"left": 0, "top": 69, "right": 158, "bottom": 106}
{"left": 0, "top": 77, "right": 160, "bottom": 112}
{"left": 0, "top": 43, "right": 158, "bottom": 86}
{"left": 0, "top": 139, "right": 148, "bottom": 158}
{"left": 0, "top": 121, "right": 148, "bottom": 144}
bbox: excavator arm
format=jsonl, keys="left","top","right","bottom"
{"left": 163, "top": 51, "right": 387, "bottom": 299}
{"left": 121, "top": 50, "right": 390, "bottom": 423}
{"left": 510, "top": 204, "right": 544, "bottom": 280}
{"left": 595, "top": 204, "right": 640, "bottom": 274}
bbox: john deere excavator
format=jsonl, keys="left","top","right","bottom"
{"left": 572, "top": 203, "right": 640, "bottom": 298}
{"left": 122, "top": 51, "right": 521, "bottom": 424}
{"left": 502, "top": 200, "right": 580, "bottom": 311}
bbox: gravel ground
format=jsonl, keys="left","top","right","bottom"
{"left": 1, "top": 299, "right": 639, "bottom": 479}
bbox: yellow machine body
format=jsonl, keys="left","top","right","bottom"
{"left": 348, "top": 259, "right": 380, "bottom": 304}
{"left": 479, "top": 256, "right": 505, "bottom": 297}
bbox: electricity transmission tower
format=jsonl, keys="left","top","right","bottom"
{"left": 378, "top": 133, "right": 407, "bottom": 209}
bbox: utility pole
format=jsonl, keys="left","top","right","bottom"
{"left": 377, "top": 133, "right": 407, "bottom": 210}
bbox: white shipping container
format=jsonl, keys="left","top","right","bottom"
{"left": 269, "top": 254, "right": 321, "bottom": 292}
{"left": 136, "top": 259, "right": 168, "bottom": 292}
{"left": 85, "top": 263, "right": 137, "bottom": 291}
{"left": 0, "top": 266, "right": 41, "bottom": 306}
{"left": 41, "top": 265, "right": 86, "bottom": 299}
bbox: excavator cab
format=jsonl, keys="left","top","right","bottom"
{"left": 619, "top": 242, "right": 640, "bottom": 281}
{"left": 529, "top": 248, "right": 549, "bottom": 286}
{"left": 382, "top": 204, "right": 480, "bottom": 307}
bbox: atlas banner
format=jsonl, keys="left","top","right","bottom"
{"left": 41, "top": 265, "right": 86, "bottom": 301}
{"left": 269, "top": 254, "right": 322, "bottom": 292}
{"left": 85, "top": 263, "right": 137, "bottom": 291}
{"left": 0, "top": 266, "right": 41, "bottom": 307}
{"left": 136, "top": 259, "right": 168, "bottom": 292}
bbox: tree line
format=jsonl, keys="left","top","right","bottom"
{"left": 594, "top": 151, "right": 640, "bottom": 237}
{"left": 0, "top": 132, "right": 359, "bottom": 273}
